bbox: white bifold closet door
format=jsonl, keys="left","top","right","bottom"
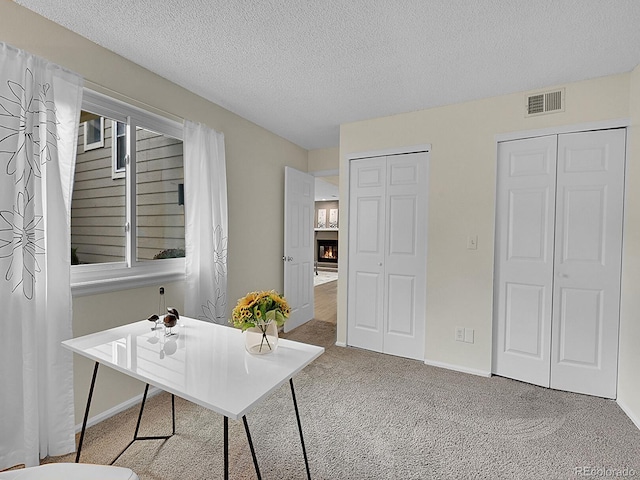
{"left": 347, "top": 152, "right": 428, "bottom": 361}
{"left": 493, "top": 129, "right": 625, "bottom": 399}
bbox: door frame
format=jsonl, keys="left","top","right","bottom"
{"left": 491, "top": 118, "right": 631, "bottom": 377}
{"left": 341, "top": 144, "right": 432, "bottom": 351}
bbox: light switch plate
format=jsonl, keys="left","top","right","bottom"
{"left": 467, "top": 235, "right": 478, "bottom": 250}
{"left": 455, "top": 327, "right": 464, "bottom": 342}
{"left": 464, "top": 328, "right": 474, "bottom": 343}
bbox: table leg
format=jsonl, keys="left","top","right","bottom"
{"left": 224, "top": 416, "right": 229, "bottom": 480}
{"left": 172, "top": 394, "right": 176, "bottom": 434}
{"left": 76, "top": 361, "right": 100, "bottom": 463}
{"left": 110, "top": 384, "right": 176, "bottom": 465}
{"left": 290, "top": 378, "right": 311, "bottom": 480}
{"left": 243, "top": 416, "right": 262, "bottom": 480}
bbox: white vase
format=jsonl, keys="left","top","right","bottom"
{"left": 244, "top": 320, "right": 278, "bottom": 354}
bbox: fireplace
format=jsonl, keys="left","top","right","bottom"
{"left": 317, "top": 239, "right": 338, "bottom": 263}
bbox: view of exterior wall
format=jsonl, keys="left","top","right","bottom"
{"left": 71, "top": 119, "right": 184, "bottom": 264}
{"left": 135, "top": 127, "right": 185, "bottom": 261}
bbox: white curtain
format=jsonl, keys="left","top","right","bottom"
{"left": 184, "top": 121, "right": 228, "bottom": 324}
{"left": 0, "top": 44, "right": 83, "bottom": 468}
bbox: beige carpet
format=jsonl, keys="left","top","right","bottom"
{"left": 40, "top": 319, "right": 640, "bottom": 479}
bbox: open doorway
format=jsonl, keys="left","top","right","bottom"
{"left": 313, "top": 175, "right": 338, "bottom": 324}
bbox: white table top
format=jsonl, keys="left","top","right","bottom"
{"left": 62, "top": 317, "right": 324, "bottom": 420}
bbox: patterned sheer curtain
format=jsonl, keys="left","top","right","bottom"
{"left": 184, "top": 121, "right": 228, "bottom": 324}
{"left": 0, "top": 43, "right": 83, "bottom": 469}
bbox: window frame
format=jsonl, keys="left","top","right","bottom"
{"left": 83, "top": 116, "right": 104, "bottom": 151}
{"left": 111, "top": 119, "right": 126, "bottom": 179}
{"left": 72, "top": 89, "right": 185, "bottom": 296}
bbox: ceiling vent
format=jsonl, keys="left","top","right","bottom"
{"left": 526, "top": 88, "right": 564, "bottom": 116}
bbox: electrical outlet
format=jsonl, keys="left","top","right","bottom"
{"left": 464, "top": 328, "right": 474, "bottom": 344}
{"left": 455, "top": 327, "right": 464, "bottom": 342}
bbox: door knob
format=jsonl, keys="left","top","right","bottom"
{"left": 559, "top": 273, "right": 569, "bottom": 278}
{"left": 378, "top": 262, "right": 383, "bottom": 266}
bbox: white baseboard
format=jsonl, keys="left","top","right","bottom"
{"left": 424, "top": 359, "right": 491, "bottom": 378}
{"left": 617, "top": 398, "right": 640, "bottom": 432}
{"left": 335, "top": 341, "right": 346, "bottom": 347}
{"left": 75, "top": 386, "right": 162, "bottom": 433}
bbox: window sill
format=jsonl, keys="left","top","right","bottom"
{"left": 71, "top": 260, "right": 185, "bottom": 297}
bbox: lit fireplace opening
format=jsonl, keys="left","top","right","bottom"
{"left": 317, "top": 239, "right": 338, "bottom": 263}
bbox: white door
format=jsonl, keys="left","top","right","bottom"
{"left": 550, "top": 129, "right": 626, "bottom": 398}
{"left": 348, "top": 157, "right": 386, "bottom": 352}
{"left": 493, "top": 135, "right": 558, "bottom": 388}
{"left": 493, "top": 129, "right": 625, "bottom": 399}
{"left": 348, "top": 152, "right": 428, "bottom": 360}
{"left": 283, "top": 167, "right": 314, "bottom": 332}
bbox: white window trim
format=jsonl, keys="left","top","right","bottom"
{"left": 71, "top": 258, "right": 185, "bottom": 296}
{"left": 112, "top": 119, "right": 126, "bottom": 179}
{"left": 83, "top": 116, "right": 104, "bottom": 151}
{"left": 72, "top": 89, "right": 185, "bottom": 296}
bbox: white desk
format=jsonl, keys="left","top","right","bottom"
{"left": 63, "top": 317, "right": 324, "bottom": 479}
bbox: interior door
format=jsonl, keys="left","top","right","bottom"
{"left": 550, "top": 129, "right": 625, "bottom": 398}
{"left": 347, "top": 157, "right": 386, "bottom": 352}
{"left": 493, "top": 135, "right": 558, "bottom": 387}
{"left": 382, "top": 153, "right": 428, "bottom": 360}
{"left": 347, "top": 152, "right": 428, "bottom": 360}
{"left": 283, "top": 167, "right": 314, "bottom": 332}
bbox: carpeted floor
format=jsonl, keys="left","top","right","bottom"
{"left": 42, "top": 318, "right": 640, "bottom": 479}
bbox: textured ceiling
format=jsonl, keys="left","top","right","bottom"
{"left": 15, "top": 1, "right": 640, "bottom": 150}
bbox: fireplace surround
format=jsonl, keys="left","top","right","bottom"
{"left": 317, "top": 239, "right": 338, "bottom": 263}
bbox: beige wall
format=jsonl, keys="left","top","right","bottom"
{"left": 339, "top": 73, "right": 632, "bottom": 379}
{"left": 618, "top": 64, "right": 640, "bottom": 427}
{"left": 308, "top": 146, "right": 339, "bottom": 173}
{"left": 0, "top": 2, "right": 307, "bottom": 423}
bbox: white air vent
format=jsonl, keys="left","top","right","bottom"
{"left": 526, "top": 88, "right": 564, "bottom": 116}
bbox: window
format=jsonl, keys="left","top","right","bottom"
{"left": 83, "top": 116, "right": 104, "bottom": 150}
{"left": 72, "top": 90, "right": 185, "bottom": 295}
{"left": 112, "top": 120, "right": 126, "bottom": 178}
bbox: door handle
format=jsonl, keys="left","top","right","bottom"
{"left": 282, "top": 256, "right": 293, "bottom": 262}
{"left": 559, "top": 273, "right": 569, "bottom": 278}
{"left": 378, "top": 262, "right": 383, "bottom": 266}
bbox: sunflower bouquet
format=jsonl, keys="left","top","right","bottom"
{"left": 231, "top": 290, "right": 290, "bottom": 331}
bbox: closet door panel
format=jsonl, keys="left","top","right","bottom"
{"left": 493, "top": 135, "right": 557, "bottom": 387}
{"left": 550, "top": 129, "right": 625, "bottom": 399}
{"left": 348, "top": 158, "right": 386, "bottom": 353}
{"left": 383, "top": 153, "right": 428, "bottom": 360}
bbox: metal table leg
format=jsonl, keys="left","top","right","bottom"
{"left": 76, "top": 361, "right": 100, "bottom": 463}
{"left": 243, "top": 416, "right": 262, "bottom": 479}
{"left": 224, "top": 416, "right": 229, "bottom": 480}
{"left": 290, "top": 378, "right": 311, "bottom": 480}
{"left": 110, "top": 386, "right": 176, "bottom": 465}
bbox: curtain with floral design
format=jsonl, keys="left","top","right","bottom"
{"left": 0, "top": 43, "right": 83, "bottom": 469}
{"left": 184, "top": 121, "right": 228, "bottom": 324}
